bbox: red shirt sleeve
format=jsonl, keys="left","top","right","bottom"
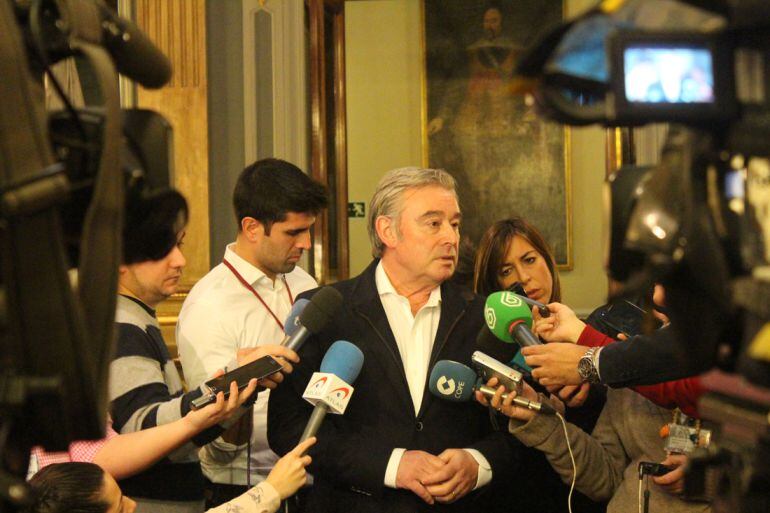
{"left": 576, "top": 324, "right": 703, "bottom": 418}
{"left": 577, "top": 324, "right": 616, "bottom": 348}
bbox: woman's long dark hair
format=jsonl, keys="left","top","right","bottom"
{"left": 473, "top": 217, "right": 561, "bottom": 301}
{"left": 25, "top": 462, "right": 109, "bottom": 513}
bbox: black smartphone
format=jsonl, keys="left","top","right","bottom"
{"left": 191, "top": 355, "right": 284, "bottom": 409}
{"left": 589, "top": 300, "right": 649, "bottom": 339}
{"left": 638, "top": 461, "right": 674, "bottom": 477}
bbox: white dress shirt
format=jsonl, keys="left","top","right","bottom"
{"left": 375, "top": 262, "right": 492, "bottom": 490}
{"left": 177, "top": 244, "right": 317, "bottom": 485}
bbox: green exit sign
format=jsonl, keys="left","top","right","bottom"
{"left": 348, "top": 202, "right": 365, "bottom": 218}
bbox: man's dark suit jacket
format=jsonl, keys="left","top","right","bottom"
{"left": 268, "top": 260, "right": 520, "bottom": 512}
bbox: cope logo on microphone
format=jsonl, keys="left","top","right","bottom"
{"left": 485, "top": 306, "right": 496, "bottom": 329}
{"left": 436, "top": 376, "right": 456, "bottom": 396}
{"left": 501, "top": 292, "right": 523, "bottom": 308}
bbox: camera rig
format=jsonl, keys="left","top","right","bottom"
{"left": 514, "top": 1, "right": 770, "bottom": 511}
{"left": 0, "top": 0, "right": 170, "bottom": 510}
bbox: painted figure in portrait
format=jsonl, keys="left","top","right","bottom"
{"left": 425, "top": 0, "right": 570, "bottom": 266}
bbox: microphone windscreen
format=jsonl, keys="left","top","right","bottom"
{"left": 485, "top": 291, "right": 534, "bottom": 343}
{"left": 284, "top": 299, "right": 309, "bottom": 336}
{"left": 320, "top": 340, "right": 364, "bottom": 383}
{"left": 428, "top": 361, "right": 477, "bottom": 402}
{"left": 300, "top": 287, "right": 343, "bottom": 333}
{"left": 476, "top": 326, "right": 518, "bottom": 363}
{"left": 98, "top": 5, "right": 172, "bottom": 88}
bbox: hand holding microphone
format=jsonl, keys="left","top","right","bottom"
{"left": 485, "top": 292, "right": 596, "bottom": 387}
{"left": 234, "top": 346, "right": 299, "bottom": 389}
{"left": 428, "top": 361, "right": 555, "bottom": 415}
{"left": 476, "top": 377, "right": 558, "bottom": 422}
{"left": 234, "top": 287, "right": 344, "bottom": 390}
{"left": 231, "top": 299, "right": 310, "bottom": 387}
{"left": 532, "top": 302, "right": 586, "bottom": 344}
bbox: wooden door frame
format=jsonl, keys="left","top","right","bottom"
{"left": 307, "top": 0, "right": 349, "bottom": 283}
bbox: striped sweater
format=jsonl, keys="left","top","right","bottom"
{"left": 109, "top": 295, "right": 222, "bottom": 502}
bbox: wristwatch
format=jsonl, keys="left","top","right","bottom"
{"left": 577, "top": 346, "right": 601, "bottom": 384}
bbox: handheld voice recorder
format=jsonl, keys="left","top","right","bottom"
{"left": 471, "top": 351, "right": 523, "bottom": 392}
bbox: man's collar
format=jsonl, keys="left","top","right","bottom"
{"left": 224, "top": 243, "right": 274, "bottom": 287}
{"left": 118, "top": 294, "right": 156, "bottom": 317}
{"left": 375, "top": 261, "right": 441, "bottom": 307}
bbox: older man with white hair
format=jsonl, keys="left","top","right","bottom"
{"left": 268, "top": 167, "right": 519, "bottom": 512}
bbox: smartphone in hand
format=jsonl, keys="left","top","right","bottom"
{"left": 192, "top": 355, "right": 284, "bottom": 409}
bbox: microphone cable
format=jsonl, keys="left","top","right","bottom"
{"left": 555, "top": 411, "right": 576, "bottom": 513}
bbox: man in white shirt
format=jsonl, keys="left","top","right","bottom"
{"left": 177, "top": 158, "right": 328, "bottom": 509}
{"left": 268, "top": 167, "right": 519, "bottom": 512}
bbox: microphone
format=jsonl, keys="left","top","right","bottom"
{"left": 282, "top": 287, "right": 343, "bottom": 352}
{"left": 96, "top": 2, "right": 173, "bottom": 88}
{"left": 283, "top": 299, "right": 309, "bottom": 337}
{"left": 484, "top": 291, "right": 542, "bottom": 347}
{"left": 476, "top": 322, "right": 534, "bottom": 374}
{"left": 507, "top": 282, "right": 550, "bottom": 317}
{"left": 429, "top": 361, "right": 555, "bottom": 415}
{"left": 475, "top": 325, "right": 517, "bottom": 363}
{"left": 300, "top": 340, "right": 364, "bottom": 442}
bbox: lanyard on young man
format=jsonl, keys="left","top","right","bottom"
{"left": 222, "top": 258, "right": 294, "bottom": 331}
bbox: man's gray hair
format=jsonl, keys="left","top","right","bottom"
{"left": 367, "top": 167, "right": 457, "bottom": 258}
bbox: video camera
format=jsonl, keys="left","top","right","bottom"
{"left": 514, "top": 1, "right": 770, "bottom": 511}
{"left": 0, "top": 0, "right": 171, "bottom": 509}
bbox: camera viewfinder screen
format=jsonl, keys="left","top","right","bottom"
{"left": 624, "top": 47, "right": 714, "bottom": 104}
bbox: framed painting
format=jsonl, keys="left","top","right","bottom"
{"left": 422, "top": 0, "right": 572, "bottom": 268}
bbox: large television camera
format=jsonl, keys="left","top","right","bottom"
{"left": 516, "top": 1, "right": 770, "bottom": 511}
{"left": 0, "top": 0, "right": 171, "bottom": 509}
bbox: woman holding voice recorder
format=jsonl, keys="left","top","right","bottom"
{"left": 474, "top": 218, "right": 708, "bottom": 513}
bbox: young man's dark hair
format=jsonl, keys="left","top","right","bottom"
{"left": 233, "top": 158, "right": 328, "bottom": 234}
{"left": 25, "top": 462, "right": 110, "bottom": 513}
{"left": 123, "top": 188, "right": 188, "bottom": 264}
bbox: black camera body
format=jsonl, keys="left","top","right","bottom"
{"left": 0, "top": 0, "right": 172, "bottom": 509}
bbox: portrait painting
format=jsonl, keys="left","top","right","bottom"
{"left": 423, "top": 0, "right": 572, "bottom": 268}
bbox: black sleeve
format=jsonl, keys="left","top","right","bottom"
{"left": 599, "top": 326, "right": 705, "bottom": 387}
